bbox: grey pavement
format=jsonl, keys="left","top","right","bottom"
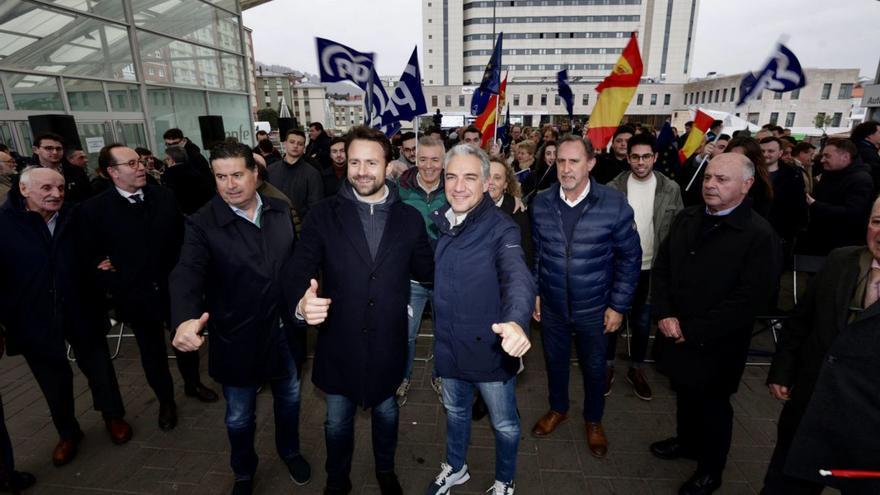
{"left": 0, "top": 323, "right": 835, "bottom": 495}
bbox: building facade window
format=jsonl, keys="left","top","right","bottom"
{"left": 540, "top": 94, "right": 547, "bottom": 106}
{"left": 650, "top": 94, "right": 657, "bottom": 105}
{"left": 838, "top": 83, "right": 853, "bottom": 99}
{"left": 769, "top": 112, "right": 779, "bottom": 125}
{"left": 821, "top": 83, "right": 832, "bottom": 100}
{"left": 790, "top": 88, "right": 799, "bottom": 100}
{"left": 663, "top": 94, "right": 670, "bottom": 105}
{"left": 784, "top": 112, "right": 796, "bottom": 127}
{"left": 831, "top": 112, "right": 842, "bottom": 127}
{"left": 636, "top": 94, "right": 643, "bottom": 105}
{"left": 527, "top": 94, "right": 534, "bottom": 105}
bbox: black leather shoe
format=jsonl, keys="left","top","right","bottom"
{"left": 231, "top": 479, "right": 253, "bottom": 495}
{"left": 158, "top": 402, "right": 178, "bottom": 431}
{"left": 376, "top": 471, "right": 402, "bottom": 495}
{"left": 323, "top": 477, "right": 352, "bottom": 495}
{"left": 185, "top": 382, "right": 219, "bottom": 403}
{"left": 650, "top": 437, "right": 697, "bottom": 460}
{"left": 0, "top": 470, "right": 36, "bottom": 492}
{"left": 678, "top": 471, "right": 722, "bottom": 495}
{"left": 286, "top": 454, "right": 311, "bottom": 486}
{"left": 472, "top": 394, "right": 488, "bottom": 421}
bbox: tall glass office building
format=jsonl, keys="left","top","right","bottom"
{"left": 0, "top": 0, "right": 254, "bottom": 166}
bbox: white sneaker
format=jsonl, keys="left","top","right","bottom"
{"left": 425, "top": 462, "right": 469, "bottom": 495}
{"left": 431, "top": 377, "right": 443, "bottom": 404}
{"left": 486, "top": 480, "right": 515, "bottom": 494}
{"left": 396, "top": 378, "right": 410, "bottom": 407}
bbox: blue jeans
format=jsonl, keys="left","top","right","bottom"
{"left": 541, "top": 313, "right": 607, "bottom": 422}
{"left": 607, "top": 270, "right": 652, "bottom": 366}
{"left": 404, "top": 281, "right": 433, "bottom": 379}
{"left": 222, "top": 340, "right": 301, "bottom": 480}
{"left": 442, "top": 377, "right": 520, "bottom": 483}
{"left": 324, "top": 394, "right": 399, "bottom": 488}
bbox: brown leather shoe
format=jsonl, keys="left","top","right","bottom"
{"left": 586, "top": 422, "right": 608, "bottom": 458}
{"left": 531, "top": 410, "right": 567, "bottom": 437}
{"left": 626, "top": 367, "right": 653, "bottom": 401}
{"left": 52, "top": 431, "right": 83, "bottom": 466}
{"left": 105, "top": 418, "right": 133, "bottom": 445}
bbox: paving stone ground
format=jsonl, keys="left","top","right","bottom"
{"left": 0, "top": 320, "right": 837, "bottom": 495}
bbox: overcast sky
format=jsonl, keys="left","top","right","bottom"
{"left": 243, "top": 0, "right": 879, "bottom": 80}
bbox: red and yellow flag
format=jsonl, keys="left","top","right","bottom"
{"left": 475, "top": 75, "right": 507, "bottom": 149}
{"left": 586, "top": 33, "right": 643, "bottom": 150}
{"left": 678, "top": 109, "right": 715, "bottom": 163}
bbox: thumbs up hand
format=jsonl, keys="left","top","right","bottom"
{"left": 173, "top": 312, "right": 209, "bottom": 352}
{"left": 298, "top": 279, "right": 332, "bottom": 325}
{"left": 491, "top": 322, "right": 531, "bottom": 358}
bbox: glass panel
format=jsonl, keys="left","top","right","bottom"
{"left": 220, "top": 53, "right": 245, "bottom": 91}
{"left": 205, "top": 0, "right": 239, "bottom": 14}
{"left": 171, "top": 89, "right": 207, "bottom": 149}
{"left": 76, "top": 121, "right": 113, "bottom": 173}
{"left": 115, "top": 121, "right": 148, "bottom": 149}
{"left": 146, "top": 86, "right": 175, "bottom": 148}
{"left": 133, "top": 1, "right": 241, "bottom": 53}
{"left": 138, "top": 31, "right": 230, "bottom": 89}
{"left": 0, "top": 1, "right": 135, "bottom": 80}
{"left": 0, "top": 82, "right": 7, "bottom": 110}
{"left": 65, "top": 78, "right": 108, "bottom": 112}
{"left": 0, "top": 123, "right": 16, "bottom": 153}
{"left": 15, "top": 121, "right": 34, "bottom": 151}
{"left": 39, "top": 0, "right": 126, "bottom": 20}
{"left": 107, "top": 82, "right": 142, "bottom": 112}
{"left": 208, "top": 92, "right": 251, "bottom": 145}
{"left": 6, "top": 73, "right": 64, "bottom": 111}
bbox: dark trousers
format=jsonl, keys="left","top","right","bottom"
{"left": 0, "top": 397, "right": 15, "bottom": 476}
{"left": 607, "top": 269, "right": 651, "bottom": 365}
{"left": 761, "top": 401, "right": 824, "bottom": 495}
{"left": 128, "top": 319, "right": 175, "bottom": 405}
{"left": 675, "top": 385, "right": 733, "bottom": 476}
{"left": 541, "top": 312, "right": 607, "bottom": 422}
{"left": 324, "top": 394, "right": 398, "bottom": 488}
{"left": 25, "top": 337, "right": 125, "bottom": 439}
{"left": 222, "top": 339, "right": 301, "bottom": 480}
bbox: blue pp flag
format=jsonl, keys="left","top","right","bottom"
{"left": 470, "top": 32, "right": 503, "bottom": 116}
{"left": 557, "top": 69, "right": 574, "bottom": 119}
{"left": 736, "top": 43, "right": 806, "bottom": 106}
{"left": 378, "top": 47, "right": 427, "bottom": 132}
{"left": 316, "top": 37, "right": 376, "bottom": 88}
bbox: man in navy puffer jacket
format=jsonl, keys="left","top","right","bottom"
{"left": 425, "top": 144, "right": 535, "bottom": 495}
{"left": 529, "top": 134, "right": 642, "bottom": 459}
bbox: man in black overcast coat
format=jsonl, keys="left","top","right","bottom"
{"left": 0, "top": 167, "right": 129, "bottom": 468}
{"left": 650, "top": 153, "right": 780, "bottom": 495}
{"left": 79, "top": 144, "right": 218, "bottom": 434}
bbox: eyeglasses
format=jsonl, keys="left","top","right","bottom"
{"left": 112, "top": 159, "right": 148, "bottom": 168}
{"left": 40, "top": 146, "right": 64, "bottom": 152}
{"left": 628, "top": 153, "right": 655, "bottom": 162}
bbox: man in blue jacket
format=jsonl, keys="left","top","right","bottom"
{"left": 425, "top": 144, "right": 535, "bottom": 495}
{"left": 530, "top": 134, "right": 642, "bottom": 458}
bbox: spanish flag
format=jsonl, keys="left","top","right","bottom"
{"left": 678, "top": 109, "right": 715, "bottom": 164}
{"left": 474, "top": 75, "right": 507, "bottom": 149}
{"left": 587, "top": 33, "right": 643, "bottom": 150}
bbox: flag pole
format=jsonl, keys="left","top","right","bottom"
{"left": 684, "top": 123, "right": 725, "bottom": 192}
{"left": 365, "top": 64, "right": 375, "bottom": 126}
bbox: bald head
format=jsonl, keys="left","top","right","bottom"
{"left": 702, "top": 153, "right": 755, "bottom": 214}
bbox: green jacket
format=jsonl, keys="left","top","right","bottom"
{"left": 607, "top": 170, "right": 683, "bottom": 267}
{"left": 398, "top": 167, "right": 447, "bottom": 242}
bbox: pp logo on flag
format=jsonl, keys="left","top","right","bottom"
{"left": 320, "top": 45, "right": 372, "bottom": 85}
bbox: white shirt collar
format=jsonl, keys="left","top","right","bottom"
{"left": 115, "top": 186, "right": 144, "bottom": 203}
{"left": 230, "top": 193, "right": 263, "bottom": 225}
{"left": 444, "top": 207, "right": 468, "bottom": 227}
{"left": 494, "top": 195, "right": 504, "bottom": 207}
{"left": 559, "top": 180, "right": 591, "bottom": 207}
{"left": 352, "top": 184, "right": 389, "bottom": 205}
{"left": 417, "top": 173, "right": 440, "bottom": 194}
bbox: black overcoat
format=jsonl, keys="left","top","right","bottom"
{"left": 651, "top": 201, "right": 780, "bottom": 392}
{"left": 170, "top": 194, "right": 296, "bottom": 386}
{"left": 78, "top": 184, "right": 183, "bottom": 322}
{"left": 283, "top": 184, "right": 434, "bottom": 407}
{"left": 0, "top": 192, "right": 108, "bottom": 358}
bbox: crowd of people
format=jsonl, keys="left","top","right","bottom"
{"left": 0, "top": 116, "right": 878, "bottom": 495}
